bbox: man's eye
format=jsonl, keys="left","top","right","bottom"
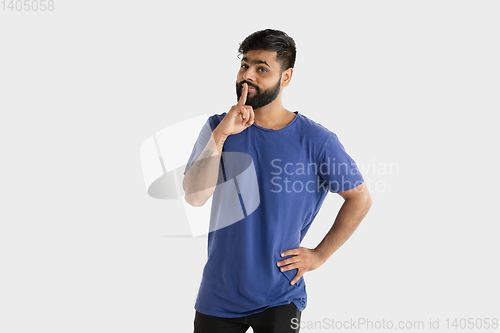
{"left": 241, "top": 64, "right": 248, "bottom": 69}
{"left": 259, "top": 68, "right": 268, "bottom": 72}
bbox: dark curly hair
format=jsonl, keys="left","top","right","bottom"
{"left": 237, "top": 29, "right": 296, "bottom": 72}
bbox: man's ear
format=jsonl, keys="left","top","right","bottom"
{"left": 281, "top": 68, "right": 293, "bottom": 87}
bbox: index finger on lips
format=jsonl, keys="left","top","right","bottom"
{"left": 238, "top": 83, "right": 248, "bottom": 106}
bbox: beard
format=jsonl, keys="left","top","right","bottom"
{"left": 236, "top": 76, "right": 282, "bottom": 110}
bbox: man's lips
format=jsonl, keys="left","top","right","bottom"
{"left": 247, "top": 86, "right": 257, "bottom": 92}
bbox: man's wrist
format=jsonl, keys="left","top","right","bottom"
{"left": 212, "top": 127, "right": 229, "bottom": 155}
{"left": 213, "top": 127, "right": 229, "bottom": 140}
{"left": 313, "top": 247, "right": 330, "bottom": 265}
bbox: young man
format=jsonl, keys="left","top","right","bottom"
{"left": 183, "top": 29, "right": 372, "bottom": 333}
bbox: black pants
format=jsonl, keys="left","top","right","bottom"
{"left": 193, "top": 302, "right": 301, "bottom": 333}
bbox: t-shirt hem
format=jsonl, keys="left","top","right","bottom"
{"left": 195, "top": 299, "right": 304, "bottom": 318}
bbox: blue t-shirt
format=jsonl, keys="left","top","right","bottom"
{"left": 183, "top": 111, "right": 364, "bottom": 318}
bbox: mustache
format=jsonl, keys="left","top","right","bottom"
{"left": 238, "top": 81, "right": 259, "bottom": 90}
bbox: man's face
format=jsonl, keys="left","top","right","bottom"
{"left": 236, "top": 50, "right": 283, "bottom": 110}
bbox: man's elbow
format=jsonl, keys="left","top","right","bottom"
{"left": 183, "top": 183, "right": 207, "bottom": 207}
{"left": 184, "top": 194, "right": 207, "bottom": 207}
{"left": 183, "top": 183, "right": 210, "bottom": 207}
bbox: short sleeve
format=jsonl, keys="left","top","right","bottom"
{"left": 317, "top": 132, "right": 364, "bottom": 193}
{"left": 183, "top": 118, "right": 213, "bottom": 175}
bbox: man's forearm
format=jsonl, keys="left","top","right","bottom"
{"left": 182, "top": 127, "right": 228, "bottom": 207}
{"left": 314, "top": 195, "right": 372, "bottom": 265}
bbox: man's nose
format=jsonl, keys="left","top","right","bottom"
{"left": 242, "top": 68, "right": 256, "bottom": 82}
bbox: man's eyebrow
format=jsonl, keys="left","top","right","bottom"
{"left": 241, "top": 57, "right": 271, "bottom": 68}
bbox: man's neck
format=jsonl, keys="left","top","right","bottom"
{"left": 253, "top": 97, "right": 296, "bottom": 130}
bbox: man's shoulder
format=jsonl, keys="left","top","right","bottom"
{"left": 296, "top": 112, "right": 333, "bottom": 141}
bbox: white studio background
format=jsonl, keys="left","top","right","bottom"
{"left": 1, "top": 1, "right": 499, "bottom": 332}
